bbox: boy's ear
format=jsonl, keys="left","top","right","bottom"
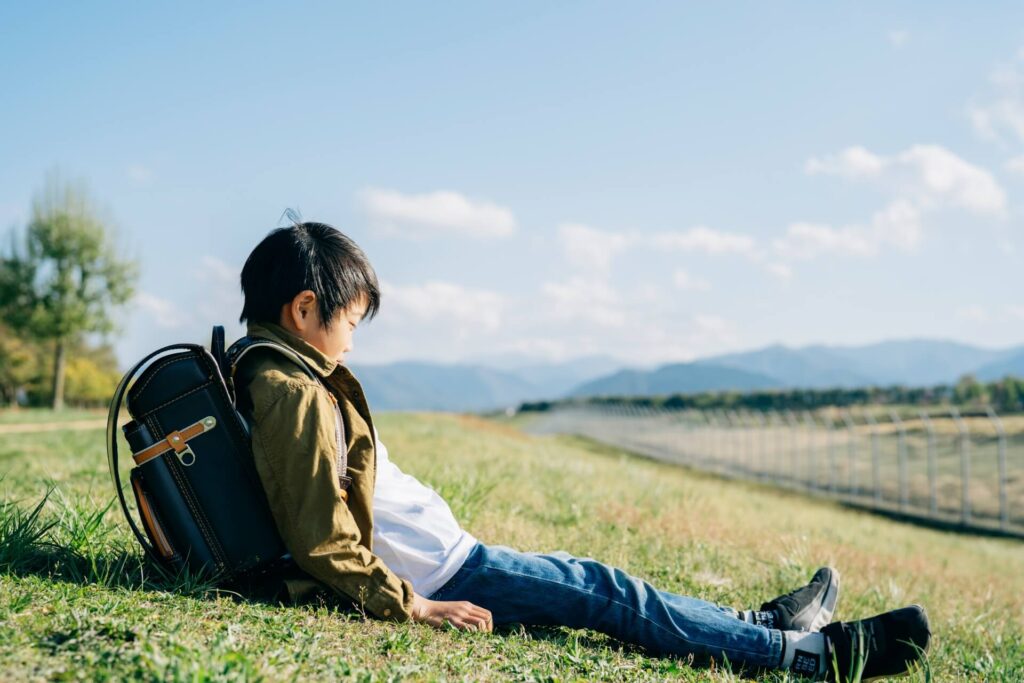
{"left": 284, "top": 290, "right": 318, "bottom": 331}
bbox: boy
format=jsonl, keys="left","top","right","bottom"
{"left": 234, "top": 221, "right": 930, "bottom": 682}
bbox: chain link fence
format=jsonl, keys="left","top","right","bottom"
{"left": 523, "top": 404, "right": 1024, "bottom": 538}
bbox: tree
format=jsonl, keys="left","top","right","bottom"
{"left": 952, "top": 373, "right": 987, "bottom": 407}
{"left": 0, "top": 172, "right": 137, "bottom": 409}
{"left": 0, "top": 323, "right": 39, "bottom": 406}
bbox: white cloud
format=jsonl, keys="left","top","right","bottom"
{"left": 806, "top": 145, "right": 1006, "bottom": 215}
{"left": 968, "top": 49, "right": 1024, "bottom": 143}
{"left": 887, "top": 29, "right": 910, "bottom": 48}
{"left": 381, "top": 280, "right": 504, "bottom": 332}
{"left": 199, "top": 255, "right": 238, "bottom": 284}
{"left": 134, "top": 291, "right": 191, "bottom": 329}
{"left": 557, "top": 222, "right": 635, "bottom": 272}
{"left": 691, "top": 314, "right": 740, "bottom": 348}
{"left": 359, "top": 187, "right": 516, "bottom": 238}
{"left": 764, "top": 262, "right": 793, "bottom": 281}
{"left": 806, "top": 146, "right": 885, "bottom": 178}
{"left": 1006, "top": 305, "right": 1024, "bottom": 320}
{"left": 649, "top": 226, "right": 756, "bottom": 254}
{"left": 901, "top": 146, "right": 1006, "bottom": 214}
{"left": 494, "top": 336, "right": 572, "bottom": 361}
{"left": 672, "top": 268, "right": 712, "bottom": 291}
{"left": 1005, "top": 155, "right": 1024, "bottom": 175}
{"left": 540, "top": 276, "right": 624, "bottom": 328}
{"left": 776, "top": 222, "right": 875, "bottom": 259}
{"left": 871, "top": 199, "right": 924, "bottom": 249}
{"left": 773, "top": 200, "right": 922, "bottom": 260}
{"left": 194, "top": 255, "right": 244, "bottom": 334}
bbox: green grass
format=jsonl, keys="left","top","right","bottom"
{"left": 0, "top": 407, "right": 105, "bottom": 425}
{"left": 0, "top": 411, "right": 1022, "bottom": 680}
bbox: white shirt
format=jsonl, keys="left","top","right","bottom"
{"left": 370, "top": 428, "right": 477, "bottom": 596}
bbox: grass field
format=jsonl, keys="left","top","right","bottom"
{"left": 0, "top": 407, "right": 105, "bottom": 425}
{"left": 1, "top": 410, "right": 1022, "bottom": 681}
{"left": 524, "top": 407, "right": 1024, "bottom": 534}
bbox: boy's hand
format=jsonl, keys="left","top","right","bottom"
{"left": 411, "top": 593, "right": 493, "bottom": 632}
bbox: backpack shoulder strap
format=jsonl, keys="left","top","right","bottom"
{"left": 225, "top": 336, "right": 321, "bottom": 385}
{"left": 210, "top": 325, "right": 227, "bottom": 376}
{"left": 227, "top": 336, "right": 350, "bottom": 492}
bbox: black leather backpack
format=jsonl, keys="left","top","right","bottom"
{"left": 106, "top": 325, "right": 324, "bottom": 582}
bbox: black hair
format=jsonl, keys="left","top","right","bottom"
{"left": 239, "top": 215, "right": 380, "bottom": 330}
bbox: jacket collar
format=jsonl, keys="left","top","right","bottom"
{"left": 245, "top": 321, "right": 339, "bottom": 379}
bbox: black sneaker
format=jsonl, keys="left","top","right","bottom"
{"left": 761, "top": 566, "right": 841, "bottom": 632}
{"left": 821, "top": 604, "right": 931, "bottom": 682}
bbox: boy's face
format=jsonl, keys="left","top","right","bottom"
{"left": 280, "top": 290, "right": 368, "bottom": 364}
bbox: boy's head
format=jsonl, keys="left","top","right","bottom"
{"left": 239, "top": 220, "right": 380, "bottom": 363}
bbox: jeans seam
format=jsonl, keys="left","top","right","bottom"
{"left": 475, "top": 560, "right": 778, "bottom": 662}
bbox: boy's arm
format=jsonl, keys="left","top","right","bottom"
{"left": 249, "top": 381, "right": 415, "bottom": 621}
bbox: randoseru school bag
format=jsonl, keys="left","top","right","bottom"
{"left": 105, "top": 325, "right": 347, "bottom": 582}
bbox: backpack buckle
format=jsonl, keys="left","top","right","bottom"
{"left": 176, "top": 444, "right": 197, "bottom": 467}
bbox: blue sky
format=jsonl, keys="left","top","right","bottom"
{"left": 3, "top": 2, "right": 1024, "bottom": 369}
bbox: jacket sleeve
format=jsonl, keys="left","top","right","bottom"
{"left": 249, "top": 380, "right": 416, "bottom": 621}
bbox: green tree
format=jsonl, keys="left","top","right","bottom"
{"left": 953, "top": 373, "right": 987, "bottom": 407}
{"left": 0, "top": 172, "right": 137, "bottom": 409}
{"left": 0, "top": 323, "right": 39, "bottom": 406}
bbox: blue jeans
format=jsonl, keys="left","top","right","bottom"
{"left": 427, "top": 542, "right": 783, "bottom": 669}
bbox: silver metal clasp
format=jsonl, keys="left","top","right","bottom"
{"left": 177, "top": 444, "right": 197, "bottom": 466}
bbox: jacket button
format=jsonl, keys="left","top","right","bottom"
{"left": 382, "top": 608, "right": 392, "bottom": 617}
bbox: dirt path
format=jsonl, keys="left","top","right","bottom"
{"left": 0, "top": 419, "right": 108, "bottom": 434}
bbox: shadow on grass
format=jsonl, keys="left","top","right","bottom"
{"left": 0, "top": 486, "right": 363, "bottom": 615}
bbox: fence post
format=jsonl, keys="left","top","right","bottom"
{"left": 727, "top": 410, "right": 743, "bottom": 473}
{"left": 742, "top": 410, "right": 755, "bottom": 475}
{"left": 950, "top": 407, "right": 970, "bottom": 525}
{"left": 786, "top": 410, "right": 800, "bottom": 487}
{"left": 716, "top": 409, "right": 730, "bottom": 473}
{"left": 711, "top": 409, "right": 721, "bottom": 468}
{"left": 754, "top": 411, "right": 767, "bottom": 480}
{"left": 698, "top": 410, "right": 713, "bottom": 468}
{"left": 743, "top": 410, "right": 755, "bottom": 475}
{"left": 804, "top": 411, "right": 817, "bottom": 491}
{"left": 842, "top": 410, "right": 857, "bottom": 498}
{"left": 824, "top": 412, "right": 838, "bottom": 495}
{"left": 985, "top": 406, "right": 1009, "bottom": 531}
{"left": 769, "top": 411, "right": 784, "bottom": 485}
{"left": 675, "top": 408, "right": 689, "bottom": 463}
{"left": 864, "top": 412, "right": 882, "bottom": 506}
{"left": 919, "top": 411, "right": 938, "bottom": 518}
{"left": 708, "top": 410, "right": 720, "bottom": 468}
{"left": 890, "top": 410, "right": 908, "bottom": 513}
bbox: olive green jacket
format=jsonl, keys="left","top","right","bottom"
{"left": 234, "top": 321, "right": 415, "bottom": 621}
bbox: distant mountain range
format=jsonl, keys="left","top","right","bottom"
{"left": 351, "top": 339, "right": 1024, "bottom": 412}
{"left": 350, "top": 354, "right": 622, "bottom": 412}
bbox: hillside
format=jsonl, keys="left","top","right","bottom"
{"left": 569, "top": 362, "right": 783, "bottom": 398}
{"left": 343, "top": 339, "right": 1024, "bottom": 410}
{"left": 566, "top": 339, "right": 1024, "bottom": 400}
{"left": 352, "top": 361, "right": 539, "bottom": 412}
{"left": 0, "top": 410, "right": 1020, "bottom": 680}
